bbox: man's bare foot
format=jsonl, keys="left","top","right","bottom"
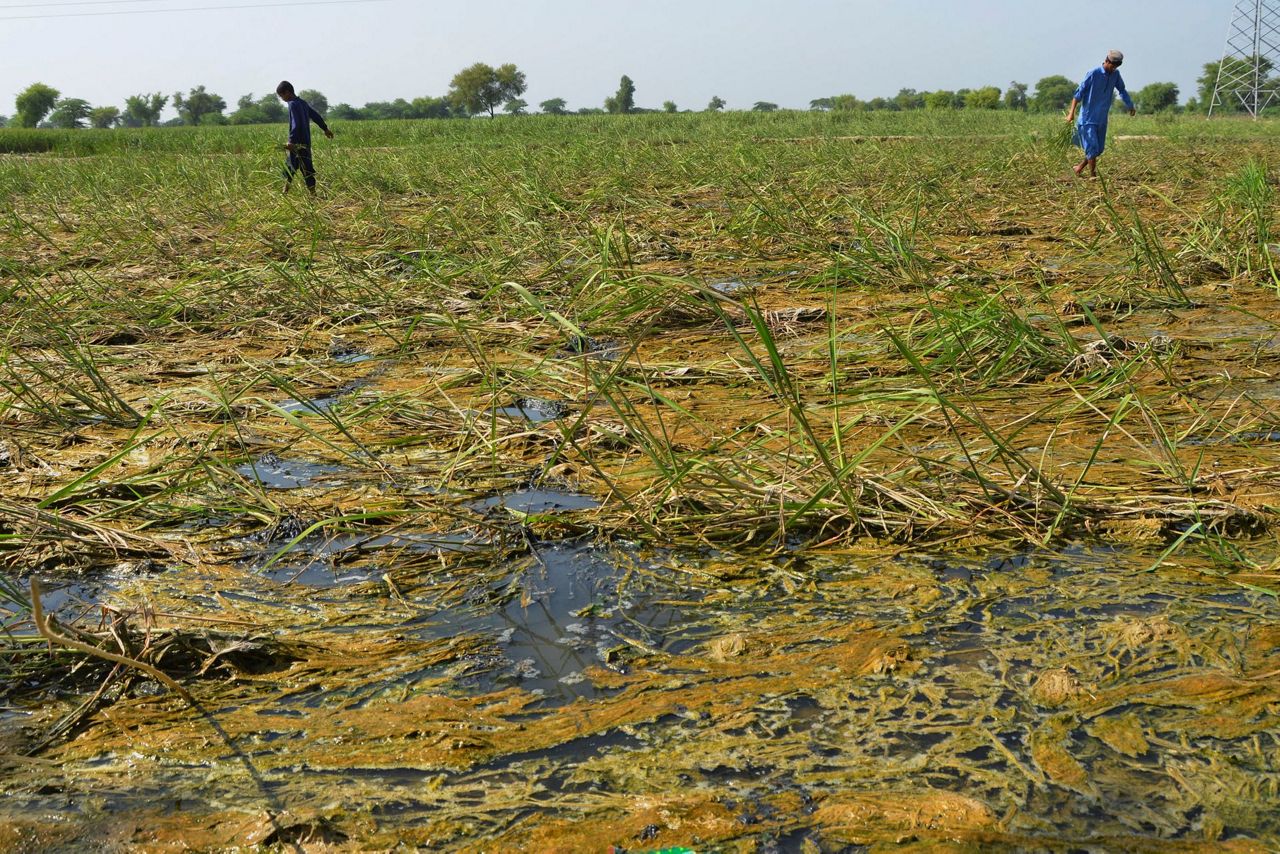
{"left": 1073, "top": 163, "right": 1085, "bottom": 177}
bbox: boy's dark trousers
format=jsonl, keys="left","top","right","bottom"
{"left": 283, "top": 148, "right": 316, "bottom": 191}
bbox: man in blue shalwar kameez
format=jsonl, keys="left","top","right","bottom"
{"left": 1065, "top": 49, "right": 1136, "bottom": 178}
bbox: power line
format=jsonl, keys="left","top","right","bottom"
{"left": 0, "top": 1, "right": 171, "bottom": 10}
{"left": 0, "top": 0, "right": 388, "bottom": 19}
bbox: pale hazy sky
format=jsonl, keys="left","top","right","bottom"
{"left": 0, "top": 0, "right": 1232, "bottom": 117}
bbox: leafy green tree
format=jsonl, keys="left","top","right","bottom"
{"left": 360, "top": 101, "right": 400, "bottom": 120}
{"left": 925, "top": 90, "right": 955, "bottom": 110}
{"left": 503, "top": 98, "right": 527, "bottom": 116}
{"left": 229, "top": 93, "right": 286, "bottom": 124}
{"left": 48, "top": 98, "right": 91, "bottom": 129}
{"left": 229, "top": 98, "right": 264, "bottom": 124}
{"left": 0, "top": 115, "right": 8, "bottom": 128}
{"left": 752, "top": 101, "right": 778, "bottom": 112}
{"left": 330, "top": 103, "right": 361, "bottom": 121}
{"left": 410, "top": 96, "right": 451, "bottom": 119}
{"left": 662, "top": 100, "right": 677, "bottom": 113}
{"left": 540, "top": 97, "right": 568, "bottom": 115}
{"left": 606, "top": 75, "right": 636, "bottom": 114}
{"left": 831, "top": 94, "right": 862, "bottom": 111}
{"left": 893, "top": 88, "right": 924, "bottom": 110}
{"left": 259, "top": 94, "right": 286, "bottom": 122}
{"left": 14, "top": 83, "right": 60, "bottom": 128}
{"left": 867, "top": 98, "right": 892, "bottom": 111}
{"left": 809, "top": 97, "right": 833, "bottom": 111}
{"left": 298, "top": 89, "right": 327, "bottom": 114}
{"left": 448, "top": 65, "right": 485, "bottom": 116}
{"left": 1031, "top": 75, "right": 1076, "bottom": 112}
{"left": 172, "top": 86, "right": 226, "bottom": 125}
{"left": 618, "top": 75, "right": 636, "bottom": 113}
{"left": 495, "top": 65, "right": 526, "bottom": 106}
{"left": 965, "top": 86, "right": 1002, "bottom": 109}
{"left": 1135, "top": 82, "right": 1178, "bottom": 113}
{"left": 390, "top": 98, "right": 416, "bottom": 119}
{"left": 448, "top": 62, "right": 527, "bottom": 117}
{"left": 1004, "top": 81, "right": 1028, "bottom": 111}
{"left": 706, "top": 95, "right": 726, "bottom": 112}
{"left": 89, "top": 106, "right": 120, "bottom": 128}
{"left": 122, "top": 93, "right": 167, "bottom": 127}
{"left": 448, "top": 64, "right": 491, "bottom": 116}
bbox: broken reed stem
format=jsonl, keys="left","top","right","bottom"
{"left": 29, "top": 577, "right": 195, "bottom": 705}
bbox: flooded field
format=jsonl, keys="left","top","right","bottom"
{"left": 2, "top": 113, "right": 1279, "bottom": 850}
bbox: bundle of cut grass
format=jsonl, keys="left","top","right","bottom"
{"left": 1050, "top": 121, "right": 1076, "bottom": 151}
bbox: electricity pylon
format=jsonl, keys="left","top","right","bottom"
{"left": 1209, "top": 0, "right": 1280, "bottom": 117}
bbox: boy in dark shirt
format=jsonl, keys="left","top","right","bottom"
{"left": 276, "top": 80, "right": 334, "bottom": 195}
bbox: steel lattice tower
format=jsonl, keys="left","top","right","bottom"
{"left": 1209, "top": 0, "right": 1280, "bottom": 117}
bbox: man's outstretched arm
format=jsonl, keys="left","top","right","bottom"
{"left": 1115, "top": 75, "right": 1136, "bottom": 116}
{"left": 308, "top": 104, "right": 334, "bottom": 139}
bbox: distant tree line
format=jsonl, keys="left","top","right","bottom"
{"left": 4, "top": 58, "right": 1275, "bottom": 130}
{"left": 805, "top": 75, "right": 1184, "bottom": 114}
{"left": 0, "top": 63, "right": 528, "bottom": 129}
{"left": 7, "top": 84, "right": 175, "bottom": 128}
